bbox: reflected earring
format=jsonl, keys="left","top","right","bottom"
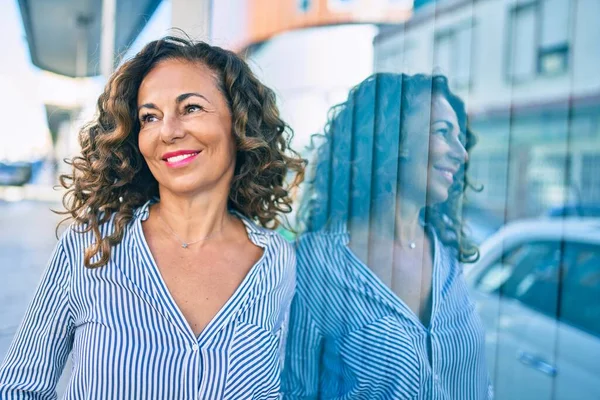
{"left": 399, "top": 149, "right": 411, "bottom": 162}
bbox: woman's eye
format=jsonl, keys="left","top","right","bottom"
{"left": 140, "top": 114, "right": 157, "bottom": 124}
{"left": 185, "top": 104, "right": 202, "bottom": 113}
{"left": 434, "top": 127, "right": 449, "bottom": 136}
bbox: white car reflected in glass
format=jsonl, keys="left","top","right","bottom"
{"left": 464, "top": 218, "right": 600, "bottom": 400}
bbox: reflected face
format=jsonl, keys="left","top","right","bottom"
{"left": 137, "top": 59, "right": 235, "bottom": 197}
{"left": 399, "top": 94, "right": 468, "bottom": 205}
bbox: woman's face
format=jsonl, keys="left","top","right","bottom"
{"left": 399, "top": 94, "right": 468, "bottom": 205}
{"left": 137, "top": 59, "right": 235, "bottom": 198}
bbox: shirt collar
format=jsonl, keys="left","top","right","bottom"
{"left": 133, "top": 197, "right": 275, "bottom": 243}
{"left": 134, "top": 197, "right": 158, "bottom": 222}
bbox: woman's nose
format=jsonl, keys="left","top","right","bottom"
{"left": 450, "top": 136, "right": 469, "bottom": 164}
{"left": 159, "top": 114, "right": 185, "bottom": 144}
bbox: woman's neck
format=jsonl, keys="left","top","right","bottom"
{"left": 150, "top": 188, "right": 235, "bottom": 245}
{"left": 394, "top": 197, "right": 425, "bottom": 244}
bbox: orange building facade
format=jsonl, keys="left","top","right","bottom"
{"left": 211, "top": 0, "right": 413, "bottom": 50}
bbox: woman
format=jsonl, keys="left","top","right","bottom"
{"left": 281, "top": 73, "right": 492, "bottom": 399}
{"left": 0, "top": 36, "right": 305, "bottom": 399}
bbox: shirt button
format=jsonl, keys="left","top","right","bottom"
{"left": 433, "top": 374, "right": 440, "bottom": 382}
{"left": 191, "top": 344, "right": 199, "bottom": 351}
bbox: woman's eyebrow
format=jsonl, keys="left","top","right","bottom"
{"left": 176, "top": 92, "right": 210, "bottom": 104}
{"left": 138, "top": 103, "right": 158, "bottom": 113}
{"left": 137, "top": 93, "right": 210, "bottom": 113}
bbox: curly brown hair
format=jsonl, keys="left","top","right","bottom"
{"left": 299, "top": 73, "right": 481, "bottom": 263}
{"left": 58, "top": 36, "right": 306, "bottom": 268}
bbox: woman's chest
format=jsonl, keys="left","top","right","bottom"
{"left": 67, "top": 265, "right": 291, "bottom": 396}
{"left": 69, "top": 252, "right": 290, "bottom": 346}
{"left": 152, "top": 248, "right": 262, "bottom": 337}
{"left": 322, "top": 298, "right": 486, "bottom": 399}
{"left": 390, "top": 250, "right": 434, "bottom": 324}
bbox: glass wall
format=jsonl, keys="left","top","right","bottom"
{"left": 1, "top": 0, "right": 598, "bottom": 399}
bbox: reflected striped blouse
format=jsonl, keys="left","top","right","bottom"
{"left": 281, "top": 230, "right": 493, "bottom": 400}
{"left": 0, "top": 199, "right": 295, "bottom": 400}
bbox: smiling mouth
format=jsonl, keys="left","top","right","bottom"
{"left": 433, "top": 166, "right": 455, "bottom": 183}
{"left": 162, "top": 151, "right": 202, "bottom": 168}
{"left": 163, "top": 152, "right": 200, "bottom": 163}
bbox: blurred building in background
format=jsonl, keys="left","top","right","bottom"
{"left": 374, "top": 0, "right": 600, "bottom": 220}
{"left": 210, "top": 0, "right": 412, "bottom": 50}
{"left": 14, "top": 0, "right": 167, "bottom": 186}
{"left": 11, "top": 0, "right": 415, "bottom": 189}
{"left": 10, "top": 0, "right": 600, "bottom": 220}
{"left": 210, "top": 0, "right": 414, "bottom": 154}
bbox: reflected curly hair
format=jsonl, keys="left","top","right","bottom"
{"left": 58, "top": 36, "right": 306, "bottom": 268}
{"left": 300, "top": 73, "right": 481, "bottom": 263}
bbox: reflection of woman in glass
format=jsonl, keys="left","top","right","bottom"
{"left": 0, "top": 37, "right": 304, "bottom": 399}
{"left": 282, "top": 74, "right": 492, "bottom": 399}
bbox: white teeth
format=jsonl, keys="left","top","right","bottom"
{"left": 166, "top": 153, "right": 198, "bottom": 163}
{"left": 441, "top": 170, "right": 453, "bottom": 180}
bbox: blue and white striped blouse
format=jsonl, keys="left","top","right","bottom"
{"left": 281, "top": 229, "right": 493, "bottom": 400}
{"left": 0, "top": 199, "right": 295, "bottom": 400}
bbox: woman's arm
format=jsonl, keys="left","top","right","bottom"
{"left": 281, "top": 293, "right": 324, "bottom": 399}
{"left": 0, "top": 239, "right": 75, "bottom": 399}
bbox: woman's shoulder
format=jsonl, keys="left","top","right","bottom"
{"left": 56, "top": 205, "right": 142, "bottom": 256}
{"left": 296, "top": 229, "right": 348, "bottom": 254}
{"left": 256, "top": 224, "right": 295, "bottom": 258}
{"left": 51, "top": 222, "right": 93, "bottom": 266}
{"left": 231, "top": 210, "right": 292, "bottom": 249}
{"left": 293, "top": 230, "right": 350, "bottom": 283}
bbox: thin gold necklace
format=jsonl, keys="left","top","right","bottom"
{"left": 157, "top": 207, "right": 224, "bottom": 249}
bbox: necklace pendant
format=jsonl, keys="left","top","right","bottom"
{"left": 409, "top": 242, "right": 416, "bottom": 249}
{"left": 182, "top": 243, "right": 188, "bottom": 249}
